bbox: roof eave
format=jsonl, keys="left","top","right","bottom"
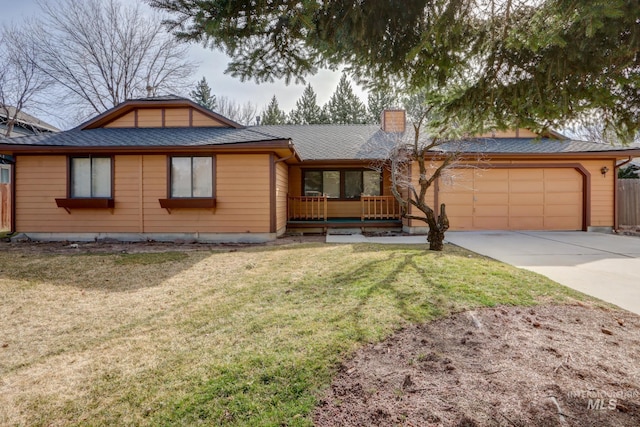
{"left": 0, "top": 139, "right": 296, "bottom": 155}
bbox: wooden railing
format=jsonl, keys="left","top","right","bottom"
{"left": 361, "top": 196, "right": 401, "bottom": 220}
{"left": 288, "top": 196, "right": 328, "bottom": 220}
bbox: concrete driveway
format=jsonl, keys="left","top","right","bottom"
{"left": 445, "top": 231, "right": 640, "bottom": 315}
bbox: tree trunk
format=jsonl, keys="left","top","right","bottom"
{"left": 426, "top": 203, "right": 449, "bottom": 251}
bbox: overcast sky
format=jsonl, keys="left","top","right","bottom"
{"left": 1, "top": 0, "right": 367, "bottom": 128}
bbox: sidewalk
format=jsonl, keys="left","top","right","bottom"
{"left": 325, "top": 234, "right": 428, "bottom": 244}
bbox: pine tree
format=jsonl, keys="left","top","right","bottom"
{"left": 190, "top": 77, "right": 216, "bottom": 111}
{"left": 367, "top": 88, "right": 397, "bottom": 124}
{"left": 288, "top": 84, "right": 323, "bottom": 124}
{"left": 324, "top": 74, "right": 367, "bottom": 124}
{"left": 260, "top": 95, "right": 286, "bottom": 125}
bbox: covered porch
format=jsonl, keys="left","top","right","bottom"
{"left": 287, "top": 195, "right": 403, "bottom": 232}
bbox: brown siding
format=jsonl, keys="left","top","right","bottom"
{"left": 104, "top": 111, "right": 136, "bottom": 128}
{"left": 137, "top": 109, "right": 163, "bottom": 128}
{"left": 16, "top": 153, "right": 273, "bottom": 235}
{"left": 0, "top": 183, "right": 9, "bottom": 231}
{"left": 15, "top": 155, "right": 141, "bottom": 232}
{"left": 192, "top": 110, "right": 225, "bottom": 127}
{"left": 289, "top": 166, "right": 302, "bottom": 196}
{"left": 582, "top": 159, "right": 615, "bottom": 226}
{"left": 164, "top": 108, "right": 190, "bottom": 127}
{"left": 275, "top": 161, "right": 288, "bottom": 232}
{"left": 143, "top": 154, "right": 271, "bottom": 233}
{"left": 102, "top": 107, "right": 227, "bottom": 129}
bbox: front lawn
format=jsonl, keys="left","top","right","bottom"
{"left": 0, "top": 242, "right": 590, "bottom": 426}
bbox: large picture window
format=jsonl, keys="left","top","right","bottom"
{"left": 303, "top": 169, "right": 381, "bottom": 199}
{"left": 70, "top": 157, "right": 112, "bottom": 198}
{"left": 170, "top": 156, "right": 213, "bottom": 198}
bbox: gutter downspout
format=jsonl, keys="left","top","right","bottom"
{"left": 613, "top": 157, "right": 633, "bottom": 232}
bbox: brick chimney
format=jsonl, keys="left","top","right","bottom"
{"left": 381, "top": 109, "right": 406, "bottom": 133}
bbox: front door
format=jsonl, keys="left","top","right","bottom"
{"left": 0, "top": 164, "right": 11, "bottom": 231}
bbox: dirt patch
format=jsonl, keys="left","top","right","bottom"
{"left": 0, "top": 234, "right": 325, "bottom": 254}
{"left": 315, "top": 304, "right": 640, "bottom": 426}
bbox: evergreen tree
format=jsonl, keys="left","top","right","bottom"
{"left": 260, "top": 95, "right": 286, "bottom": 125}
{"left": 190, "top": 76, "right": 216, "bottom": 110}
{"left": 324, "top": 74, "right": 367, "bottom": 124}
{"left": 288, "top": 84, "right": 323, "bottom": 124}
{"left": 367, "top": 88, "right": 397, "bottom": 124}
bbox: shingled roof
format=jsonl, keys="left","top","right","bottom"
{"left": 255, "top": 125, "right": 640, "bottom": 160}
{"left": 0, "top": 127, "right": 287, "bottom": 148}
{"left": 2, "top": 121, "right": 638, "bottom": 159}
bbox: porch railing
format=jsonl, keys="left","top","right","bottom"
{"left": 361, "top": 196, "right": 401, "bottom": 221}
{"left": 288, "top": 196, "right": 328, "bottom": 220}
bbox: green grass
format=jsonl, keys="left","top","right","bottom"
{"left": 0, "top": 242, "right": 591, "bottom": 426}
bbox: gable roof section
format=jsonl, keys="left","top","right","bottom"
{"left": 78, "top": 95, "right": 243, "bottom": 130}
{"left": 0, "top": 127, "right": 298, "bottom": 159}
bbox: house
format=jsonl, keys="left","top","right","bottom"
{"left": 0, "top": 106, "right": 59, "bottom": 138}
{"left": 0, "top": 107, "right": 59, "bottom": 231}
{"left": 0, "top": 96, "right": 638, "bottom": 242}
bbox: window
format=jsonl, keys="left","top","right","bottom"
{"left": 70, "top": 157, "right": 112, "bottom": 198}
{"left": 170, "top": 156, "right": 213, "bottom": 198}
{"left": 0, "top": 166, "right": 9, "bottom": 184}
{"left": 303, "top": 169, "right": 381, "bottom": 199}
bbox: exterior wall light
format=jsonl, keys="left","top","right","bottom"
{"left": 600, "top": 166, "right": 609, "bottom": 177}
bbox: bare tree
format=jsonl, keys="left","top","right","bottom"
{"left": 25, "top": 0, "right": 196, "bottom": 121}
{"left": 374, "top": 93, "right": 479, "bottom": 251}
{"left": 216, "top": 96, "right": 257, "bottom": 126}
{"left": 0, "top": 28, "right": 51, "bottom": 137}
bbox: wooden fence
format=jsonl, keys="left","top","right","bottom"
{"left": 618, "top": 179, "right": 640, "bottom": 226}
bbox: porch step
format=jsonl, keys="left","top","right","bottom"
{"left": 326, "top": 228, "right": 363, "bottom": 236}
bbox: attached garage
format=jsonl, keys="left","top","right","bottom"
{"left": 439, "top": 165, "right": 585, "bottom": 231}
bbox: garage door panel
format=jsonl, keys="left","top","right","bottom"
{"left": 474, "top": 216, "right": 509, "bottom": 229}
{"left": 510, "top": 205, "right": 544, "bottom": 217}
{"left": 546, "top": 192, "right": 582, "bottom": 205}
{"left": 545, "top": 204, "right": 582, "bottom": 218}
{"left": 445, "top": 205, "right": 474, "bottom": 217}
{"left": 474, "top": 169, "right": 509, "bottom": 180}
{"left": 510, "top": 193, "right": 544, "bottom": 205}
{"left": 510, "top": 180, "right": 544, "bottom": 192}
{"left": 475, "top": 180, "right": 509, "bottom": 192}
{"left": 545, "top": 179, "right": 582, "bottom": 192}
{"left": 510, "top": 169, "right": 544, "bottom": 180}
{"left": 544, "top": 216, "right": 582, "bottom": 230}
{"left": 474, "top": 205, "right": 509, "bottom": 217}
{"left": 543, "top": 169, "right": 579, "bottom": 180}
{"left": 509, "top": 217, "right": 544, "bottom": 230}
{"left": 447, "top": 216, "right": 474, "bottom": 230}
{"left": 440, "top": 193, "right": 473, "bottom": 204}
{"left": 474, "top": 193, "right": 509, "bottom": 205}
